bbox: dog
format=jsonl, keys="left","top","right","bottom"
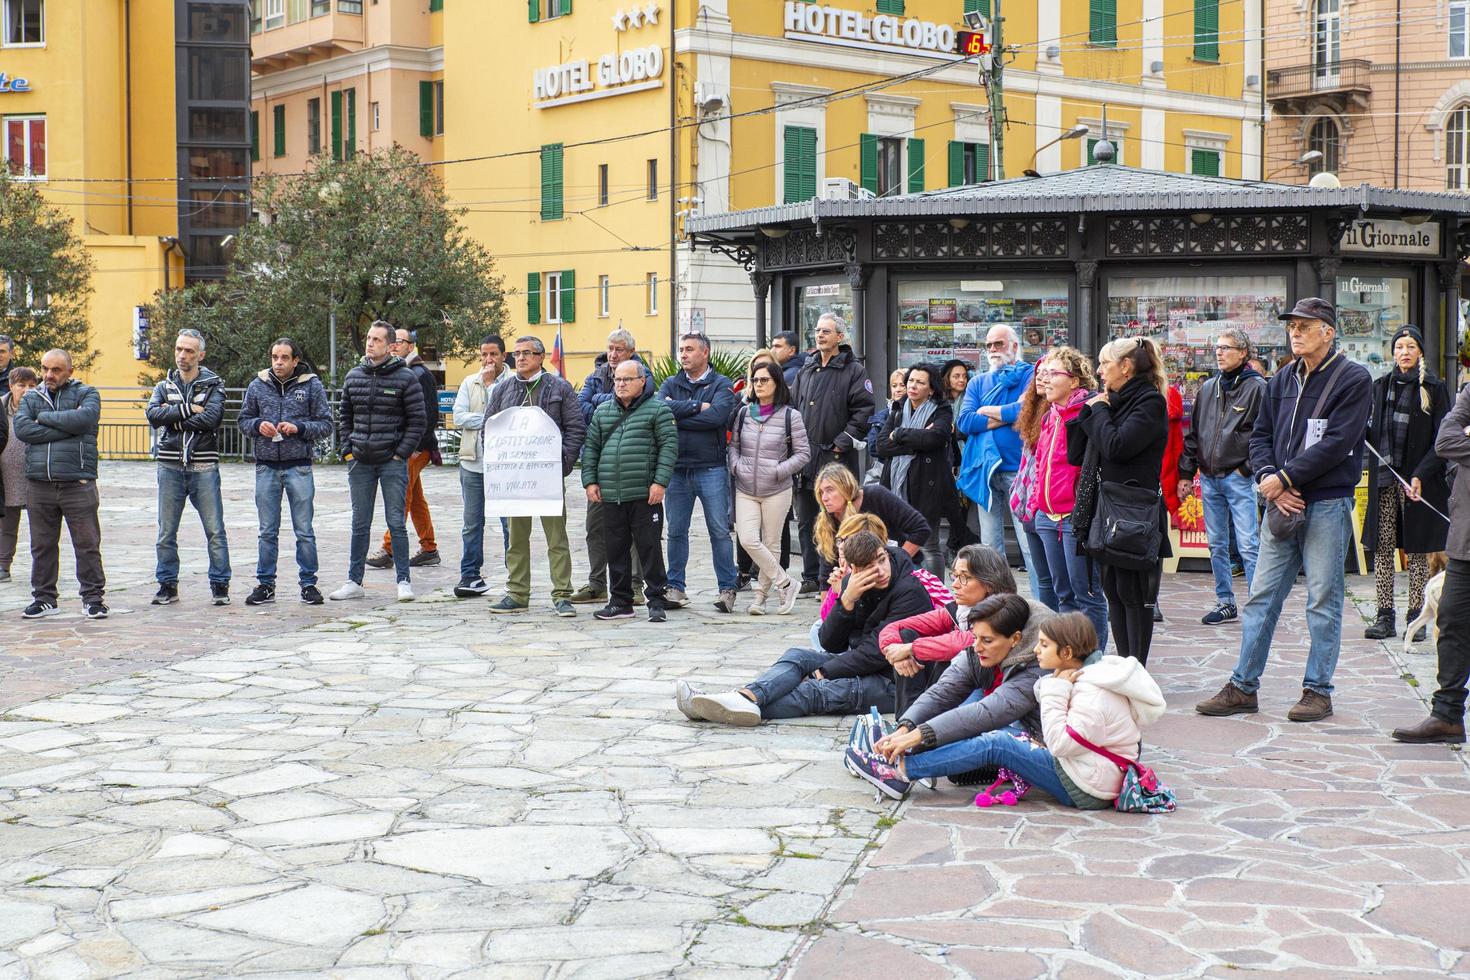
{"left": 1403, "top": 552, "right": 1448, "bottom": 654}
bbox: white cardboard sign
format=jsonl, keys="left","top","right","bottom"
{"left": 482, "top": 406, "right": 565, "bottom": 517}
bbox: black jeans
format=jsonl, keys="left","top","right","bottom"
{"left": 585, "top": 498, "right": 640, "bottom": 593}
{"left": 604, "top": 498, "right": 667, "bottom": 609}
{"left": 1101, "top": 561, "right": 1161, "bottom": 665}
{"left": 1432, "top": 557, "right": 1470, "bottom": 723}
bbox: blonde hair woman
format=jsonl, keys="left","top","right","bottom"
{"left": 810, "top": 462, "right": 931, "bottom": 578}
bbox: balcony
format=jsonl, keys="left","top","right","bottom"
{"left": 1266, "top": 59, "right": 1372, "bottom": 114}
{"left": 251, "top": 10, "right": 365, "bottom": 72}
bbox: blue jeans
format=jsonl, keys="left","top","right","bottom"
{"left": 903, "top": 722, "right": 1074, "bottom": 805}
{"left": 347, "top": 458, "right": 409, "bottom": 584}
{"left": 1021, "top": 523, "right": 1059, "bottom": 611}
{"left": 1034, "top": 511, "right": 1109, "bottom": 654}
{"left": 156, "top": 463, "right": 231, "bottom": 586}
{"left": 254, "top": 464, "right": 317, "bottom": 587}
{"left": 745, "top": 647, "right": 894, "bottom": 719}
{"left": 1201, "top": 472, "right": 1259, "bottom": 606}
{"left": 1230, "top": 496, "right": 1351, "bottom": 697}
{"left": 458, "top": 467, "right": 509, "bottom": 580}
{"left": 665, "top": 465, "right": 737, "bottom": 592}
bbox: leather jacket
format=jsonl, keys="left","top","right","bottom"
{"left": 1179, "top": 368, "right": 1266, "bottom": 479}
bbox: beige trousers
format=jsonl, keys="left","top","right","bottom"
{"left": 735, "top": 487, "right": 794, "bottom": 596}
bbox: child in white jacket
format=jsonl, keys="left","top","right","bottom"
{"left": 847, "top": 611, "right": 1165, "bottom": 806}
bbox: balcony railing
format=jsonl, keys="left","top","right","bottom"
{"left": 251, "top": 9, "right": 365, "bottom": 70}
{"left": 1266, "top": 59, "right": 1372, "bottom": 105}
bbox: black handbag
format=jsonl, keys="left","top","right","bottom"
{"left": 1085, "top": 479, "right": 1163, "bottom": 570}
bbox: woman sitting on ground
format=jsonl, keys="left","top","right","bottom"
{"left": 812, "top": 462, "right": 932, "bottom": 583}
{"left": 847, "top": 611, "right": 1165, "bottom": 806}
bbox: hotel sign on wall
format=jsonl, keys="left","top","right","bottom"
{"left": 784, "top": 1, "right": 958, "bottom": 59}
{"left": 532, "top": 3, "right": 665, "bottom": 109}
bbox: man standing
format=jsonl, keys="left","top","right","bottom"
{"left": 238, "top": 337, "right": 335, "bottom": 606}
{"left": 367, "top": 328, "right": 441, "bottom": 569}
{"left": 1178, "top": 327, "right": 1267, "bottom": 625}
{"left": 570, "top": 327, "right": 644, "bottom": 605}
{"left": 790, "top": 314, "right": 875, "bottom": 594}
{"left": 1197, "top": 298, "right": 1371, "bottom": 723}
{"left": 771, "top": 331, "right": 807, "bottom": 387}
{"left": 330, "top": 320, "right": 427, "bottom": 602}
{"left": 13, "top": 349, "right": 106, "bottom": 619}
{"left": 145, "top": 329, "right": 231, "bottom": 606}
{"left": 484, "top": 335, "right": 586, "bottom": 617}
{"left": 451, "top": 334, "right": 508, "bottom": 599}
{"left": 1391, "top": 381, "right": 1470, "bottom": 745}
{"left": 583, "top": 360, "right": 678, "bottom": 623}
{"left": 659, "top": 331, "right": 738, "bottom": 611}
{"left": 956, "top": 325, "right": 1035, "bottom": 569}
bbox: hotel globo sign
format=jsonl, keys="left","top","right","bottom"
{"left": 533, "top": 4, "right": 665, "bottom": 109}
{"left": 783, "top": 1, "right": 958, "bottom": 57}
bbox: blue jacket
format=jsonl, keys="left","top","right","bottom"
{"left": 955, "top": 362, "right": 1034, "bottom": 506}
{"left": 782, "top": 350, "right": 808, "bottom": 387}
{"left": 1250, "top": 349, "right": 1372, "bottom": 504}
{"left": 239, "top": 365, "right": 335, "bottom": 465}
{"left": 578, "top": 352, "right": 649, "bottom": 426}
{"left": 658, "top": 368, "right": 736, "bottom": 469}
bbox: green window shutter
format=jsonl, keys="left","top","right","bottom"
{"left": 964, "top": 0, "right": 990, "bottom": 15}
{"left": 527, "top": 272, "right": 542, "bottom": 324}
{"left": 541, "top": 144, "right": 564, "bottom": 220}
{"left": 1086, "top": 138, "right": 1098, "bottom": 164}
{"left": 1194, "top": 0, "right": 1218, "bottom": 60}
{"left": 557, "top": 0, "right": 571, "bottom": 14}
{"left": 907, "top": 138, "right": 925, "bottom": 193}
{"left": 250, "top": 111, "right": 259, "bottom": 161}
{"left": 797, "top": 129, "right": 816, "bottom": 201}
{"left": 859, "top": 133, "right": 878, "bottom": 194}
{"left": 1090, "top": 0, "right": 1116, "bottom": 46}
{"left": 976, "top": 142, "right": 990, "bottom": 181}
{"left": 419, "top": 81, "right": 434, "bottom": 138}
{"left": 948, "top": 140, "right": 964, "bottom": 186}
{"left": 560, "top": 269, "right": 576, "bottom": 323}
{"left": 330, "top": 91, "right": 342, "bottom": 161}
{"left": 783, "top": 126, "right": 816, "bottom": 204}
{"left": 876, "top": 0, "right": 903, "bottom": 12}
{"left": 1190, "top": 148, "right": 1221, "bottom": 176}
{"left": 345, "top": 89, "right": 356, "bottom": 159}
{"left": 273, "top": 104, "right": 286, "bottom": 156}
{"left": 528, "top": 0, "right": 538, "bottom": 22}
{"left": 429, "top": 0, "right": 442, "bottom": 9}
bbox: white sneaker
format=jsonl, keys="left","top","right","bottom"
{"left": 748, "top": 593, "right": 768, "bottom": 616}
{"left": 329, "top": 582, "right": 366, "bottom": 601}
{"left": 674, "top": 679, "right": 705, "bottom": 721}
{"left": 690, "top": 691, "right": 761, "bottom": 727}
{"left": 397, "top": 581, "right": 414, "bottom": 602}
{"left": 775, "top": 577, "right": 800, "bottom": 615}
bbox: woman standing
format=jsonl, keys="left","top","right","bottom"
{"left": 811, "top": 463, "right": 931, "bottom": 581}
{"left": 873, "top": 363, "right": 954, "bottom": 577}
{"left": 1363, "top": 325, "right": 1451, "bottom": 640}
{"left": 1029, "top": 348, "right": 1109, "bottom": 649}
{"left": 1012, "top": 356, "right": 1060, "bottom": 610}
{"left": 734, "top": 349, "right": 784, "bottom": 590}
{"left": 1068, "top": 337, "right": 1171, "bottom": 664}
{"left": 940, "top": 358, "right": 978, "bottom": 559}
{"left": 0, "top": 366, "right": 35, "bottom": 581}
{"left": 729, "top": 360, "right": 811, "bottom": 615}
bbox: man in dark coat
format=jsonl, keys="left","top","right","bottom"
{"left": 366, "top": 327, "right": 441, "bottom": 569}
{"left": 771, "top": 331, "right": 807, "bottom": 386}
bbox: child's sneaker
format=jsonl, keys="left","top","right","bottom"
{"left": 845, "top": 746, "right": 911, "bottom": 800}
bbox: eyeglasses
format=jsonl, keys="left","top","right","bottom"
{"left": 513, "top": 350, "right": 542, "bottom": 358}
{"left": 1284, "top": 322, "right": 1323, "bottom": 336}
{"left": 952, "top": 570, "right": 975, "bottom": 585}
{"left": 752, "top": 376, "right": 775, "bottom": 385}
{"left": 391, "top": 338, "right": 410, "bottom": 345}
{"left": 984, "top": 340, "right": 1010, "bottom": 351}
{"left": 613, "top": 376, "right": 642, "bottom": 384}
{"left": 1038, "top": 370, "right": 1074, "bottom": 379}
{"left": 1214, "top": 344, "right": 1246, "bottom": 352}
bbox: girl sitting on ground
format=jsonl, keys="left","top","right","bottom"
{"left": 846, "top": 611, "right": 1165, "bottom": 806}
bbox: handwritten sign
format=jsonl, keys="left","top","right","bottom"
{"left": 482, "top": 406, "right": 565, "bottom": 517}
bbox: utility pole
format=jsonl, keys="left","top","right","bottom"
{"left": 986, "top": 1, "right": 1005, "bottom": 180}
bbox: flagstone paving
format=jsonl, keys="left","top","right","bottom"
{"left": 0, "top": 462, "right": 1465, "bottom": 977}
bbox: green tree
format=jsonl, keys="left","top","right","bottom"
{"left": 148, "top": 145, "right": 506, "bottom": 387}
{"left": 0, "top": 174, "right": 97, "bottom": 370}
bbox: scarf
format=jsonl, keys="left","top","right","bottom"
{"left": 1381, "top": 367, "right": 1418, "bottom": 469}
{"left": 1218, "top": 364, "right": 1245, "bottom": 394}
{"left": 887, "top": 397, "right": 937, "bottom": 498}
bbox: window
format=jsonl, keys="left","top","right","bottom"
{"left": 272, "top": 103, "right": 286, "bottom": 156}
{"left": 646, "top": 273, "right": 658, "bottom": 315}
{"left": 307, "top": 97, "right": 320, "bottom": 154}
{"left": 782, "top": 125, "right": 817, "bottom": 203}
{"left": 876, "top": 136, "right": 903, "bottom": 195}
{"left": 262, "top": 0, "right": 285, "bottom": 30}
{"left": 187, "top": 147, "right": 248, "bottom": 179}
{"left": 434, "top": 81, "right": 444, "bottom": 135}
{"left": 543, "top": 271, "right": 563, "bottom": 323}
{"left": 598, "top": 164, "right": 609, "bottom": 206}
{"left": 3, "top": 116, "right": 44, "bottom": 177}
{"left": 1106, "top": 274, "right": 1290, "bottom": 375}
{"left": 5, "top": 274, "right": 46, "bottom": 317}
{"left": 646, "top": 158, "right": 658, "bottom": 200}
{"left": 311, "top": 0, "right": 329, "bottom": 13}
{"left": 1189, "top": 148, "right": 1221, "bottom": 176}
{"left": 897, "top": 278, "right": 1070, "bottom": 369}
{"left": 338, "top": 0, "right": 363, "bottom": 12}
{"left": 189, "top": 107, "right": 248, "bottom": 141}
{"left": 948, "top": 140, "right": 990, "bottom": 185}
{"left": 1452, "top": 1, "right": 1469, "bottom": 59}
{"left": 4, "top": 0, "right": 42, "bottom": 44}
{"left": 370, "top": 101, "right": 380, "bottom": 132}
{"left": 186, "top": 3, "right": 248, "bottom": 42}
{"left": 430, "top": 0, "right": 443, "bottom": 9}
{"left": 964, "top": 0, "right": 990, "bottom": 15}
{"left": 1085, "top": 136, "right": 1125, "bottom": 165}
{"left": 1308, "top": 117, "right": 1339, "bottom": 173}
{"left": 1194, "top": 0, "right": 1218, "bottom": 61}
{"left": 1448, "top": 105, "right": 1470, "bottom": 189}
{"left": 188, "top": 188, "right": 249, "bottom": 228}
{"left": 907, "top": 137, "right": 925, "bottom": 192}
{"left": 599, "top": 275, "right": 610, "bottom": 316}
{"left": 1314, "top": 0, "right": 1340, "bottom": 81}
{"left": 541, "top": 143, "right": 564, "bottom": 220}
{"left": 1335, "top": 275, "right": 1412, "bottom": 379}
{"left": 187, "top": 48, "right": 249, "bottom": 101}
{"left": 1090, "top": 0, "right": 1117, "bottom": 47}
{"left": 250, "top": 110, "right": 259, "bottom": 162}
{"left": 875, "top": 0, "right": 903, "bottom": 11}
{"left": 537, "top": 270, "right": 575, "bottom": 323}
{"left": 529, "top": 0, "right": 570, "bottom": 22}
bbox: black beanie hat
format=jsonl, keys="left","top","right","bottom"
{"left": 1389, "top": 325, "right": 1425, "bottom": 352}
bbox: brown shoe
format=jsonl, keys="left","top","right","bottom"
{"left": 1286, "top": 689, "right": 1333, "bottom": 723}
{"left": 1391, "top": 715, "right": 1466, "bottom": 744}
{"left": 1195, "top": 682, "right": 1258, "bottom": 716}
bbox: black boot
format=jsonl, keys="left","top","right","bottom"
{"left": 1364, "top": 608, "right": 1395, "bottom": 640}
{"left": 1406, "top": 607, "right": 1427, "bottom": 643}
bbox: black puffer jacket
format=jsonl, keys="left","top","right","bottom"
{"left": 791, "top": 344, "right": 875, "bottom": 480}
{"left": 339, "top": 355, "right": 427, "bottom": 465}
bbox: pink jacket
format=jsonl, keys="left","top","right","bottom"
{"left": 1032, "top": 389, "right": 1091, "bottom": 518}
{"left": 1036, "top": 655, "right": 1166, "bottom": 800}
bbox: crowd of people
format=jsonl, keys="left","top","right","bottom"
{"left": 2, "top": 290, "right": 1466, "bottom": 812}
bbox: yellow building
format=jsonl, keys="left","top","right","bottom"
{"left": 1, "top": 0, "right": 251, "bottom": 391}
{"left": 439, "top": 0, "right": 1262, "bottom": 379}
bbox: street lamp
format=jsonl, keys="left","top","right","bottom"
{"left": 1265, "top": 149, "right": 1323, "bottom": 181}
{"left": 1024, "top": 124, "right": 1090, "bottom": 177}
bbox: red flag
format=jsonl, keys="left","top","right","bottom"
{"left": 552, "top": 325, "right": 565, "bottom": 377}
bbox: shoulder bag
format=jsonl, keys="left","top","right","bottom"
{"left": 1066, "top": 725, "right": 1176, "bottom": 814}
{"left": 1085, "top": 478, "right": 1163, "bottom": 570}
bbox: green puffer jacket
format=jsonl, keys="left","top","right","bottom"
{"left": 581, "top": 384, "right": 678, "bottom": 503}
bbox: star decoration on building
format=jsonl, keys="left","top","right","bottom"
{"left": 643, "top": 3, "right": 659, "bottom": 26}
{"left": 612, "top": 8, "right": 628, "bottom": 31}
{"left": 627, "top": 6, "right": 644, "bottom": 28}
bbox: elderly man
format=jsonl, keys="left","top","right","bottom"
{"left": 956, "top": 325, "right": 1037, "bottom": 592}
{"left": 451, "top": 333, "right": 509, "bottom": 598}
{"left": 13, "top": 349, "right": 107, "bottom": 619}
{"left": 367, "top": 327, "right": 441, "bottom": 569}
{"left": 1178, "top": 327, "right": 1268, "bottom": 625}
{"left": 485, "top": 334, "right": 587, "bottom": 617}
{"left": 790, "top": 314, "right": 875, "bottom": 594}
{"left": 145, "top": 329, "right": 231, "bottom": 606}
{"left": 659, "top": 331, "right": 738, "bottom": 611}
{"left": 571, "top": 327, "right": 646, "bottom": 604}
{"left": 1197, "top": 297, "right": 1372, "bottom": 723}
{"left": 582, "top": 359, "right": 678, "bottom": 622}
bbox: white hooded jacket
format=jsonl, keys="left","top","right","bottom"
{"left": 1035, "top": 655, "right": 1166, "bottom": 801}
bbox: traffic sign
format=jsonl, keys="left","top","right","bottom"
{"left": 956, "top": 29, "right": 990, "bottom": 56}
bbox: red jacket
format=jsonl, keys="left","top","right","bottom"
{"left": 1161, "top": 384, "right": 1185, "bottom": 513}
{"left": 877, "top": 606, "right": 970, "bottom": 664}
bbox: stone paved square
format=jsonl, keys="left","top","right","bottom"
{"left": 0, "top": 462, "right": 1465, "bottom": 978}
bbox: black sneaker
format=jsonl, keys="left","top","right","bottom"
{"left": 151, "top": 583, "right": 179, "bottom": 605}
{"left": 211, "top": 583, "right": 231, "bottom": 606}
{"left": 245, "top": 584, "right": 276, "bottom": 606}
{"left": 648, "top": 604, "right": 667, "bottom": 623}
{"left": 22, "top": 599, "right": 60, "bottom": 619}
{"left": 593, "top": 604, "right": 635, "bottom": 621}
{"left": 453, "top": 578, "right": 491, "bottom": 598}
{"left": 1201, "top": 602, "right": 1237, "bottom": 626}
{"left": 409, "top": 549, "right": 441, "bottom": 567}
{"left": 798, "top": 580, "right": 823, "bottom": 596}
{"left": 300, "top": 585, "right": 324, "bottom": 605}
{"left": 85, "top": 602, "right": 109, "bottom": 620}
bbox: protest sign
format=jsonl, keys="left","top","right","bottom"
{"left": 482, "top": 406, "right": 565, "bottom": 517}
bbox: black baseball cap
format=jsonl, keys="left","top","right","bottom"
{"left": 1278, "top": 297, "right": 1336, "bottom": 329}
